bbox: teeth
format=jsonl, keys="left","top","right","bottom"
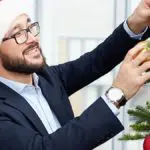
{"left": 28, "top": 48, "right": 37, "bottom": 54}
{"left": 30, "top": 46, "right": 37, "bottom": 51}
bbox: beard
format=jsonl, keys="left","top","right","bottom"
{"left": 0, "top": 42, "right": 46, "bottom": 74}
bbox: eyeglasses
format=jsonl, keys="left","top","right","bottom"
{"left": 2, "top": 22, "right": 40, "bottom": 45}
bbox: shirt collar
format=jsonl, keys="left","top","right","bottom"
{"left": 32, "top": 73, "right": 39, "bottom": 88}
{"left": 0, "top": 73, "right": 39, "bottom": 94}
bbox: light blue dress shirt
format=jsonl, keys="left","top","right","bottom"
{"left": 0, "top": 73, "right": 61, "bottom": 134}
{"left": 0, "top": 21, "right": 147, "bottom": 134}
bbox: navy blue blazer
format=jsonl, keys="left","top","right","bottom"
{"left": 0, "top": 23, "right": 148, "bottom": 150}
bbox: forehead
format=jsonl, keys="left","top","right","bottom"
{"left": 8, "top": 14, "right": 31, "bottom": 32}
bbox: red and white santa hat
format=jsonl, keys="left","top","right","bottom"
{"left": 0, "top": 0, "right": 34, "bottom": 43}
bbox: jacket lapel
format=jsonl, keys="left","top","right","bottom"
{"left": 0, "top": 82, "right": 48, "bottom": 135}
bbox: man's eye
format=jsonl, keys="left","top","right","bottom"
{"left": 15, "top": 31, "right": 23, "bottom": 37}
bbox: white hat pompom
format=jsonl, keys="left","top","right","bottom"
{"left": 0, "top": 0, "right": 33, "bottom": 43}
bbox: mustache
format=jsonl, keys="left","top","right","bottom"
{"left": 23, "top": 42, "right": 40, "bottom": 55}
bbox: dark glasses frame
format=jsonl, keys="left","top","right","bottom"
{"left": 2, "top": 22, "right": 40, "bottom": 45}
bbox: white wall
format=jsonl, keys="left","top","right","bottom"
{"left": 53, "top": 0, "right": 114, "bottom": 38}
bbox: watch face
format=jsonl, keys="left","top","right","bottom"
{"left": 107, "top": 88, "right": 123, "bottom": 101}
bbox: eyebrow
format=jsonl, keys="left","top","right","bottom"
{"left": 10, "top": 17, "right": 31, "bottom": 34}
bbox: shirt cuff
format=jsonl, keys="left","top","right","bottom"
{"left": 101, "top": 95, "right": 120, "bottom": 116}
{"left": 123, "top": 20, "right": 148, "bottom": 40}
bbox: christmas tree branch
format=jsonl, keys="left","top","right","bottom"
{"left": 130, "top": 123, "right": 150, "bottom": 132}
{"left": 119, "top": 101, "right": 150, "bottom": 141}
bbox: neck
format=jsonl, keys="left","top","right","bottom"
{"left": 0, "top": 66, "right": 33, "bottom": 85}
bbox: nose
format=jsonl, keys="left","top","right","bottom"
{"left": 26, "top": 32, "right": 39, "bottom": 43}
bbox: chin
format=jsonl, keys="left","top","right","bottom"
{"left": 27, "top": 57, "right": 44, "bottom": 64}
{"left": 30, "top": 61, "right": 44, "bottom": 67}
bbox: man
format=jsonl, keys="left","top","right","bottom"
{"left": 0, "top": 0, "right": 150, "bottom": 149}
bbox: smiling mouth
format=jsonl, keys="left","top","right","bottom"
{"left": 24, "top": 45, "right": 40, "bottom": 55}
{"left": 29, "top": 49, "right": 39, "bottom": 55}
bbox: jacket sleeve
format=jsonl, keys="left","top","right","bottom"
{"left": 49, "top": 23, "right": 145, "bottom": 96}
{"left": 0, "top": 98, "right": 123, "bottom": 150}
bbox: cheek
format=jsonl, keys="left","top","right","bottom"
{"left": 0, "top": 42, "right": 23, "bottom": 58}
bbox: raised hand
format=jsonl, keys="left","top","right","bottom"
{"left": 112, "top": 41, "right": 150, "bottom": 100}
{"left": 127, "top": 0, "right": 150, "bottom": 34}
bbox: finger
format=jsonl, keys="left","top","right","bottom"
{"left": 138, "top": 61, "right": 150, "bottom": 74}
{"left": 140, "top": 71, "right": 150, "bottom": 84}
{"left": 133, "top": 48, "right": 150, "bottom": 66}
{"left": 125, "top": 42, "right": 145, "bottom": 62}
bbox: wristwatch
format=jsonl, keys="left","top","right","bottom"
{"left": 105, "top": 87, "right": 127, "bottom": 108}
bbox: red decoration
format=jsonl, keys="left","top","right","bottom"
{"left": 143, "top": 136, "right": 150, "bottom": 150}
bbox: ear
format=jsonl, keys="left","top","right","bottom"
{"left": 0, "top": 42, "right": 2, "bottom": 49}
{"left": 0, "top": 44, "right": 2, "bottom": 52}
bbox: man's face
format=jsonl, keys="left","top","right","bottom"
{"left": 0, "top": 14, "right": 46, "bottom": 74}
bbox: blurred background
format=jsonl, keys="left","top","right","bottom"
{"left": 20, "top": 0, "right": 150, "bottom": 149}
